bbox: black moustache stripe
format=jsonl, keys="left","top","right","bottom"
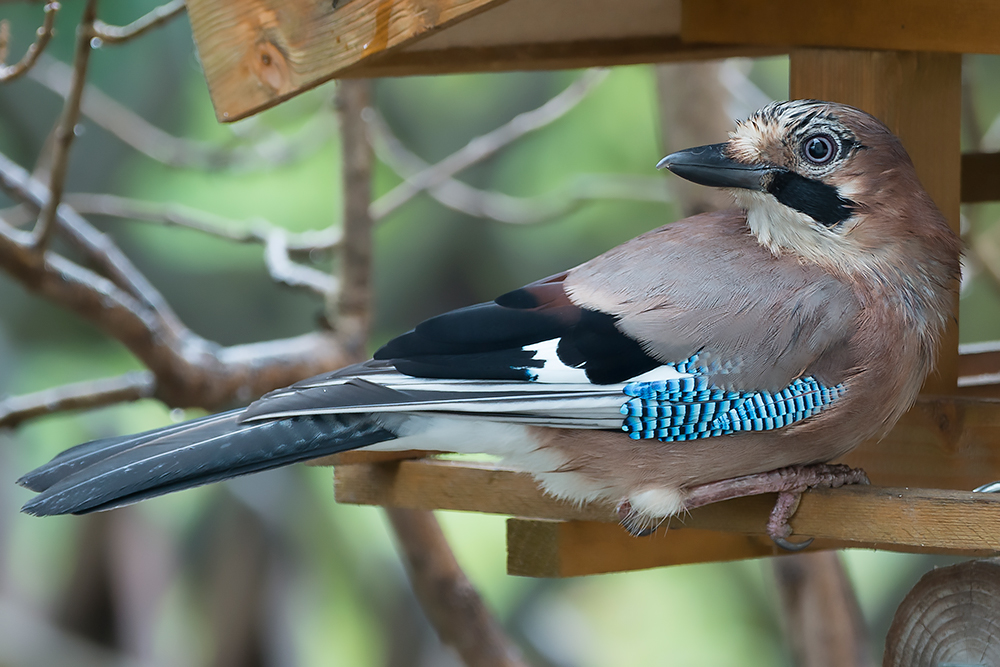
{"left": 766, "top": 171, "right": 855, "bottom": 228}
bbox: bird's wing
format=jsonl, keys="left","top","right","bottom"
{"left": 243, "top": 210, "right": 859, "bottom": 439}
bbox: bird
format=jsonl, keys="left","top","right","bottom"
{"left": 18, "top": 100, "right": 960, "bottom": 549}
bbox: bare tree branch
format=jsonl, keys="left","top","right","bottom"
{"left": 0, "top": 371, "right": 155, "bottom": 429}
{"left": 0, "top": 1, "right": 58, "bottom": 84}
{"left": 367, "top": 108, "right": 671, "bottom": 224}
{"left": 0, "top": 200, "right": 350, "bottom": 410}
{"left": 370, "top": 68, "right": 608, "bottom": 220}
{"left": 32, "top": 0, "right": 97, "bottom": 250}
{"left": 0, "top": 151, "right": 189, "bottom": 338}
{"left": 264, "top": 228, "right": 337, "bottom": 295}
{"left": 91, "top": 0, "right": 185, "bottom": 45}
{"left": 62, "top": 193, "right": 342, "bottom": 253}
{"left": 386, "top": 508, "right": 530, "bottom": 667}
{"left": 772, "top": 552, "right": 875, "bottom": 667}
{"left": 29, "top": 55, "right": 338, "bottom": 172}
{"left": 334, "top": 80, "right": 374, "bottom": 352}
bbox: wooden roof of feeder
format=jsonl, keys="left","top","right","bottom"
{"left": 186, "top": 0, "right": 1000, "bottom": 122}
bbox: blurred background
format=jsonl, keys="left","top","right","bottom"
{"left": 1, "top": 2, "right": 999, "bottom": 666}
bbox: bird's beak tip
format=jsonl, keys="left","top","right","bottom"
{"left": 657, "top": 142, "right": 768, "bottom": 191}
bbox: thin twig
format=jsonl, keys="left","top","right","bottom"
{"left": 386, "top": 508, "right": 530, "bottom": 667}
{"left": 91, "top": 0, "right": 185, "bottom": 45}
{"left": 0, "top": 151, "right": 189, "bottom": 338}
{"left": 29, "top": 55, "right": 338, "bottom": 171}
{"left": 62, "top": 192, "right": 342, "bottom": 253}
{"left": 370, "top": 68, "right": 608, "bottom": 220}
{"left": 32, "top": 0, "right": 97, "bottom": 251}
{"left": 264, "top": 228, "right": 338, "bottom": 295}
{"left": 0, "top": 2, "right": 59, "bottom": 84}
{"left": 368, "top": 108, "right": 671, "bottom": 224}
{"left": 334, "top": 80, "right": 374, "bottom": 352}
{"left": 0, "top": 371, "right": 155, "bottom": 429}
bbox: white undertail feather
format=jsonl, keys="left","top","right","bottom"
{"left": 364, "top": 416, "right": 617, "bottom": 506}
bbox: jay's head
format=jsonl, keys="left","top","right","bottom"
{"left": 658, "top": 99, "right": 951, "bottom": 274}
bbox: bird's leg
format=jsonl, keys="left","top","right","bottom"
{"left": 616, "top": 464, "right": 869, "bottom": 546}
{"left": 684, "top": 464, "right": 869, "bottom": 550}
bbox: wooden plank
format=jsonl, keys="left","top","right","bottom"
{"left": 335, "top": 457, "right": 1000, "bottom": 569}
{"left": 841, "top": 396, "right": 1000, "bottom": 490}
{"left": 962, "top": 152, "right": 1000, "bottom": 203}
{"left": 789, "top": 49, "right": 962, "bottom": 393}
{"left": 185, "top": 0, "right": 509, "bottom": 121}
{"left": 507, "top": 521, "right": 844, "bottom": 577}
{"left": 682, "top": 0, "right": 1000, "bottom": 55}
{"left": 958, "top": 340, "right": 1000, "bottom": 392}
{"left": 506, "top": 520, "right": 999, "bottom": 578}
{"left": 335, "top": 457, "right": 1000, "bottom": 552}
{"left": 343, "top": 38, "right": 781, "bottom": 78}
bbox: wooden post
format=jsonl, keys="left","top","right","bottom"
{"left": 789, "top": 49, "right": 962, "bottom": 392}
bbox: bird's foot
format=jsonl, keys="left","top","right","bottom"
{"left": 684, "top": 464, "right": 869, "bottom": 551}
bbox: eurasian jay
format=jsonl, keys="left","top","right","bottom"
{"left": 18, "top": 100, "right": 961, "bottom": 549}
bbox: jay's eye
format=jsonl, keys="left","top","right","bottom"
{"left": 803, "top": 134, "right": 836, "bottom": 164}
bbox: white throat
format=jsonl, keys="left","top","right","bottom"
{"left": 733, "top": 190, "right": 874, "bottom": 276}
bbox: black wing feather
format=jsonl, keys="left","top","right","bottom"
{"left": 374, "top": 276, "right": 662, "bottom": 385}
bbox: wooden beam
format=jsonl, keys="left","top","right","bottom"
{"left": 789, "top": 49, "right": 962, "bottom": 393}
{"left": 336, "top": 457, "right": 1000, "bottom": 574}
{"left": 506, "top": 518, "right": 1000, "bottom": 578}
{"left": 682, "top": 0, "right": 1000, "bottom": 55}
{"left": 506, "top": 521, "right": 848, "bottom": 577}
{"left": 343, "top": 38, "right": 782, "bottom": 78}
{"left": 335, "top": 458, "right": 1000, "bottom": 541}
{"left": 185, "top": 0, "right": 510, "bottom": 121}
{"left": 961, "top": 152, "right": 1000, "bottom": 203}
{"left": 840, "top": 396, "right": 1000, "bottom": 490}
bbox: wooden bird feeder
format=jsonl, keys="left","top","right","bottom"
{"left": 186, "top": 0, "right": 1000, "bottom": 581}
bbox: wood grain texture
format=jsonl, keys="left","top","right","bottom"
{"left": 185, "top": 0, "right": 510, "bottom": 121}
{"left": 504, "top": 491, "right": 1000, "bottom": 577}
{"left": 789, "top": 49, "right": 962, "bottom": 393}
{"left": 341, "top": 38, "right": 781, "bottom": 78}
{"left": 884, "top": 559, "right": 1000, "bottom": 667}
{"left": 841, "top": 396, "right": 1000, "bottom": 490}
{"left": 507, "top": 521, "right": 843, "bottom": 577}
{"left": 682, "top": 0, "right": 1000, "bottom": 54}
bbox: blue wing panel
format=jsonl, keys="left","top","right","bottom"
{"left": 620, "top": 356, "right": 845, "bottom": 442}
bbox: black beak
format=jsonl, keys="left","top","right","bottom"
{"left": 657, "top": 143, "right": 770, "bottom": 191}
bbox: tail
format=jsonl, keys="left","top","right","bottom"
{"left": 19, "top": 411, "right": 396, "bottom": 516}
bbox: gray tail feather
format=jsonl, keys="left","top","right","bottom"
{"left": 19, "top": 411, "right": 396, "bottom": 516}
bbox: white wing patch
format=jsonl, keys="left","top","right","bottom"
{"left": 523, "top": 338, "right": 695, "bottom": 384}
{"left": 523, "top": 339, "right": 590, "bottom": 383}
